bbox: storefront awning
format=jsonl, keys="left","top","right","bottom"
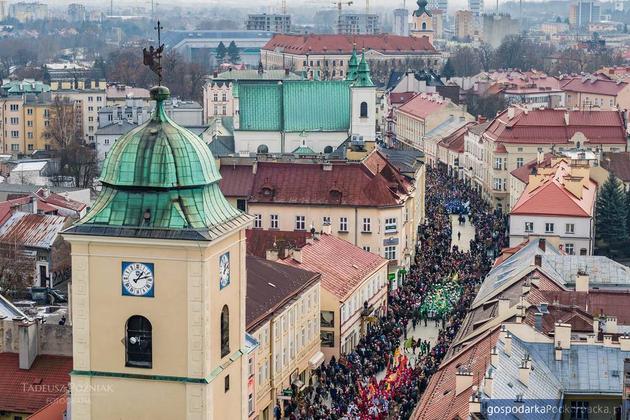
{"left": 308, "top": 351, "right": 325, "bottom": 370}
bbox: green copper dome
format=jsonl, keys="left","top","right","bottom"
{"left": 75, "top": 86, "right": 247, "bottom": 234}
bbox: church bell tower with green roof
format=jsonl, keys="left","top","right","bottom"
{"left": 64, "top": 23, "right": 253, "bottom": 420}
{"left": 350, "top": 50, "right": 376, "bottom": 143}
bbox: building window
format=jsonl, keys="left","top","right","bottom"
{"left": 385, "top": 245, "right": 397, "bottom": 260}
{"left": 248, "top": 393, "right": 254, "bottom": 415}
{"left": 221, "top": 305, "right": 230, "bottom": 358}
{"left": 516, "top": 157, "right": 524, "bottom": 168}
{"left": 27, "top": 132, "right": 33, "bottom": 139}
{"left": 27, "top": 120, "right": 33, "bottom": 127}
{"left": 566, "top": 223, "right": 575, "bottom": 234}
{"left": 10, "top": 117, "right": 18, "bottom": 125}
{"left": 339, "top": 217, "right": 348, "bottom": 232}
{"left": 524, "top": 222, "right": 533, "bottom": 233}
{"left": 565, "top": 243, "right": 575, "bottom": 255}
{"left": 569, "top": 401, "right": 589, "bottom": 419}
{"left": 27, "top": 144, "right": 33, "bottom": 150}
{"left": 295, "top": 215, "right": 305, "bottom": 230}
{"left": 493, "top": 178, "right": 504, "bottom": 191}
{"left": 363, "top": 245, "right": 371, "bottom": 252}
{"left": 362, "top": 217, "right": 371, "bottom": 233}
{"left": 321, "top": 331, "right": 334, "bottom": 347}
{"left": 10, "top": 144, "right": 18, "bottom": 151}
{"left": 10, "top": 104, "right": 18, "bottom": 111}
{"left": 321, "top": 311, "right": 334, "bottom": 328}
{"left": 224, "top": 375, "right": 230, "bottom": 392}
{"left": 270, "top": 214, "right": 279, "bottom": 229}
{"left": 125, "top": 315, "right": 152, "bottom": 368}
{"left": 494, "top": 157, "right": 502, "bottom": 170}
{"left": 545, "top": 223, "right": 554, "bottom": 233}
{"left": 360, "top": 101, "right": 368, "bottom": 118}
{"left": 26, "top": 108, "right": 33, "bottom": 115}
{"left": 384, "top": 218, "right": 397, "bottom": 233}
{"left": 254, "top": 214, "right": 262, "bottom": 228}
{"left": 236, "top": 199, "right": 246, "bottom": 212}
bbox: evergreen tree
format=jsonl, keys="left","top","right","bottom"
{"left": 227, "top": 41, "right": 240, "bottom": 64}
{"left": 442, "top": 58, "right": 455, "bottom": 79}
{"left": 215, "top": 41, "right": 227, "bottom": 63}
{"left": 596, "top": 173, "right": 628, "bottom": 248}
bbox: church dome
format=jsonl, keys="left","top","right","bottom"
{"left": 100, "top": 86, "right": 220, "bottom": 188}
{"left": 73, "top": 86, "right": 247, "bottom": 235}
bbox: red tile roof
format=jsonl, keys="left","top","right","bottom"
{"left": 412, "top": 328, "right": 500, "bottom": 420}
{"left": 533, "top": 289, "right": 630, "bottom": 325}
{"left": 241, "top": 155, "right": 410, "bottom": 207}
{"left": 601, "top": 152, "right": 630, "bottom": 182}
{"left": 27, "top": 395, "right": 67, "bottom": 420}
{"left": 485, "top": 108, "right": 626, "bottom": 145}
{"left": 219, "top": 164, "right": 255, "bottom": 197}
{"left": 278, "top": 233, "right": 388, "bottom": 300}
{"left": 262, "top": 34, "right": 436, "bottom": 55}
{"left": 561, "top": 76, "right": 628, "bottom": 96}
{"left": 397, "top": 93, "right": 449, "bottom": 120}
{"left": 34, "top": 189, "right": 86, "bottom": 213}
{"left": 438, "top": 122, "right": 475, "bottom": 153}
{"left": 0, "top": 353, "right": 72, "bottom": 414}
{"left": 511, "top": 160, "right": 596, "bottom": 217}
{"left": 389, "top": 92, "right": 417, "bottom": 106}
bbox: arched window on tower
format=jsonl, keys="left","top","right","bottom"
{"left": 221, "top": 305, "right": 230, "bottom": 358}
{"left": 422, "top": 22, "right": 427, "bottom": 30}
{"left": 360, "top": 102, "right": 368, "bottom": 118}
{"left": 126, "top": 315, "right": 152, "bottom": 368}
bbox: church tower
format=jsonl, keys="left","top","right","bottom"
{"left": 350, "top": 51, "right": 376, "bottom": 143}
{"left": 64, "top": 84, "right": 253, "bottom": 419}
{"left": 410, "top": 0, "right": 434, "bottom": 42}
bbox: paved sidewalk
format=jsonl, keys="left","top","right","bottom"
{"left": 450, "top": 214, "right": 476, "bottom": 252}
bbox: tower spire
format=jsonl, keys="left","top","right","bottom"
{"left": 142, "top": 21, "right": 165, "bottom": 86}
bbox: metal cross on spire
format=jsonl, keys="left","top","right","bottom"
{"left": 142, "top": 20, "right": 165, "bottom": 85}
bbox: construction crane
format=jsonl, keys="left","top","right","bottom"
{"left": 282, "top": 0, "right": 287, "bottom": 15}
{"left": 333, "top": 1, "right": 353, "bottom": 34}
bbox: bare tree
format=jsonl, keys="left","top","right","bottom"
{"left": 0, "top": 242, "right": 35, "bottom": 292}
{"left": 45, "top": 97, "right": 97, "bottom": 189}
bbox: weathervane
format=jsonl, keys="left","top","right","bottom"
{"left": 143, "top": 20, "right": 165, "bottom": 85}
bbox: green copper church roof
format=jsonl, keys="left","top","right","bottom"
{"left": 238, "top": 80, "right": 351, "bottom": 132}
{"left": 69, "top": 85, "right": 249, "bottom": 238}
{"left": 413, "top": 0, "right": 431, "bottom": 16}
{"left": 346, "top": 46, "right": 359, "bottom": 81}
{"left": 354, "top": 52, "right": 374, "bottom": 87}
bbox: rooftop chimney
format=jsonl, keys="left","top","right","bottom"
{"left": 554, "top": 343, "right": 562, "bottom": 361}
{"left": 554, "top": 323, "right": 571, "bottom": 350}
{"left": 534, "top": 254, "right": 542, "bottom": 267}
{"left": 605, "top": 316, "right": 618, "bottom": 334}
{"left": 619, "top": 334, "right": 630, "bottom": 351}
{"left": 292, "top": 248, "right": 303, "bottom": 263}
{"left": 538, "top": 238, "right": 546, "bottom": 252}
{"left": 504, "top": 331, "right": 512, "bottom": 356}
{"left": 575, "top": 270, "right": 589, "bottom": 293}
{"left": 483, "top": 370, "right": 494, "bottom": 397}
{"left": 18, "top": 320, "right": 38, "bottom": 370}
{"left": 455, "top": 368, "right": 473, "bottom": 395}
{"left": 266, "top": 249, "right": 279, "bottom": 262}
{"left": 469, "top": 389, "right": 482, "bottom": 414}
{"left": 518, "top": 357, "right": 531, "bottom": 386}
{"left": 490, "top": 346, "right": 498, "bottom": 367}
{"left": 604, "top": 334, "right": 613, "bottom": 347}
{"left": 322, "top": 223, "right": 332, "bottom": 235}
{"left": 498, "top": 297, "right": 510, "bottom": 317}
{"left": 521, "top": 281, "right": 531, "bottom": 295}
{"left": 534, "top": 312, "right": 543, "bottom": 332}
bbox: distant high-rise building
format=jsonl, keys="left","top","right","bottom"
{"left": 393, "top": 8, "right": 409, "bottom": 36}
{"left": 246, "top": 13, "right": 291, "bottom": 33}
{"left": 481, "top": 13, "right": 518, "bottom": 47}
{"left": 576, "top": 0, "right": 600, "bottom": 27}
{"left": 67, "top": 3, "right": 86, "bottom": 22}
{"left": 469, "top": 0, "right": 484, "bottom": 17}
{"left": 338, "top": 13, "right": 380, "bottom": 35}
{"left": 0, "top": 1, "right": 7, "bottom": 21}
{"left": 455, "top": 10, "right": 476, "bottom": 40}
{"left": 9, "top": 2, "right": 48, "bottom": 22}
{"left": 427, "top": 0, "right": 448, "bottom": 13}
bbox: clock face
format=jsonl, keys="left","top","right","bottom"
{"left": 219, "top": 252, "right": 230, "bottom": 290}
{"left": 122, "top": 262, "right": 154, "bottom": 297}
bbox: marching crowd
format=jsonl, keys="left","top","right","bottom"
{"left": 279, "top": 166, "right": 507, "bottom": 420}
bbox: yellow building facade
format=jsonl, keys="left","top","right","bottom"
{"left": 64, "top": 85, "right": 254, "bottom": 419}
{"left": 0, "top": 96, "right": 53, "bottom": 154}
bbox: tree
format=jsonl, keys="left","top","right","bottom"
{"left": 596, "top": 173, "right": 628, "bottom": 250}
{"left": 449, "top": 46, "right": 482, "bottom": 77}
{"left": 0, "top": 242, "right": 35, "bottom": 292}
{"left": 216, "top": 41, "right": 227, "bottom": 63}
{"left": 227, "top": 41, "right": 240, "bottom": 64}
{"left": 45, "top": 97, "right": 97, "bottom": 189}
{"left": 442, "top": 58, "right": 455, "bottom": 79}
{"left": 465, "top": 94, "right": 507, "bottom": 119}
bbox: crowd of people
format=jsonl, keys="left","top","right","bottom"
{"left": 280, "top": 166, "right": 507, "bottom": 420}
